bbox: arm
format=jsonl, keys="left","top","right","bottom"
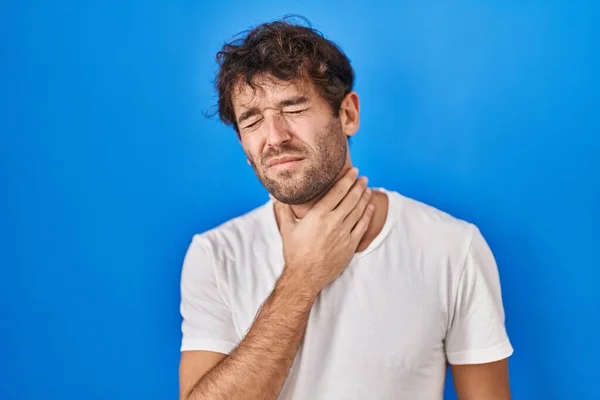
{"left": 179, "top": 351, "right": 227, "bottom": 399}
{"left": 445, "top": 226, "right": 514, "bottom": 399}
{"left": 179, "top": 168, "right": 373, "bottom": 399}
{"left": 451, "top": 358, "right": 511, "bottom": 400}
{"left": 181, "top": 271, "right": 317, "bottom": 400}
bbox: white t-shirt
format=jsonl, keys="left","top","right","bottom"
{"left": 180, "top": 188, "right": 513, "bottom": 399}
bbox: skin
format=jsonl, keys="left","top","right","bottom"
{"left": 181, "top": 168, "right": 376, "bottom": 400}
{"left": 179, "top": 74, "right": 511, "bottom": 400}
{"left": 236, "top": 75, "right": 388, "bottom": 251}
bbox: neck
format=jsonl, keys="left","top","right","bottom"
{"left": 283, "top": 187, "right": 388, "bottom": 253}
{"left": 289, "top": 166, "right": 353, "bottom": 219}
{"left": 274, "top": 166, "right": 389, "bottom": 253}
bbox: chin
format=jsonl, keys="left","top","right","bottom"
{"left": 275, "top": 196, "right": 307, "bottom": 205}
{"left": 272, "top": 186, "right": 323, "bottom": 205}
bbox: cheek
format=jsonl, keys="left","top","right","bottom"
{"left": 241, "top": 141, "right": 262, "bottom": 164}
{"left": 286, "top": 114, "right": 313, "bottom": 132}
{"left": 289, "top": 113, "right": 329, "bottom": 139}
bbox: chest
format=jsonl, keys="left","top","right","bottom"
{"left": 226, "top": 245, "right": 449, "bottom": 359}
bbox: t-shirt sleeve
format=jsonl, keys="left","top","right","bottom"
{"left": 179, "top": 235, "right": 239, "bottom": 354}
{"left": 445, "top": 225, "right": 514, "bottom": 365}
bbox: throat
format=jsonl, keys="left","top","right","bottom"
{"left": 356, "top": 190, "right": 389, "bottom": 253}
{"left": 273, "top": 189, "right": 389, "bottom": 254}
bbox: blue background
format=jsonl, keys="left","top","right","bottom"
{"left": 1, "top": 1, "right": 598, "bottom": 399}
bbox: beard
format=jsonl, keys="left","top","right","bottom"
{"left": 247, "top": 118, "right": 347, "bottom": 205}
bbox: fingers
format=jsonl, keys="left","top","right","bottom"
{"left": 342, "top": 185, "right": 372, "bottom": 230}
{"left": 313, "top": 167, "right": 359, "bottom": 213}
{"left": 332, "top": 175, "right": 368, "bottom": 220}
{"left": 351, "top": 202, "right": 375, "bottom": 244}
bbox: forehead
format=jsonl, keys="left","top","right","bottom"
{"left": 232, "top": 75, "right": 315, "bottom": 111}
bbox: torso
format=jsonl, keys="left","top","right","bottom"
{"left": 203, "top": 188, "right": 474, "bottom": 399}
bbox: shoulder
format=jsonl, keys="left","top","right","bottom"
{"left": 189, "top": 200, "right": 274, "bottom": 263}
{"left": 385, "top": 189, "right": 480, "bottom": 261}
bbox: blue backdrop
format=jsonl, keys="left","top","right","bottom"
{"left": 1, "top": 1, "right": 598, "bottom": 399}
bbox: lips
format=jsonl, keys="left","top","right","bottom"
{"left": 267, "top": 156, "right": 305, "bottom": 167}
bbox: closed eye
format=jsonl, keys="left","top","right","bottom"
{"left": 284, "top": 109, "right": 307, "bottom": 115}
{"left": 244, "top": 118, "right": 262, "bottom": 129}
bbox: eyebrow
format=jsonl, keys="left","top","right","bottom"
{"left": 237, "top": 96, "right": 310, "bottom": 125}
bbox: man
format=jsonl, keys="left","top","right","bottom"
{"left": 179, "top": 17, "right": 513, "bottom": 400}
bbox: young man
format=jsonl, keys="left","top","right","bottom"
{"left": 179, "top": 18, "right": 513, "bottom": 400}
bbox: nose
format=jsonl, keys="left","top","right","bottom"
{"left": 264, "top": 112, "right": 291, "bottom": 147}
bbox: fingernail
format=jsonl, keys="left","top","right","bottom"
{"left": 352, "top": 167, "right": 359, "bottom": 175}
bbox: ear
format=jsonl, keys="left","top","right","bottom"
{"left": 339, "top": 91, "right": 360, "bottom": 138}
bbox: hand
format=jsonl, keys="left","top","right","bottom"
{"left": 274, "top": 167, "right": 375, "bottom": 296}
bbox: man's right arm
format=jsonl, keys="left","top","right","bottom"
{"left": 180, "top": 270, "right": 317, "bottom": 400}
{"left": 182, "top": 266, "right": 317, "bottom": 400}
{"left": 179, "top": 168, "right": 373, "bottom": 400}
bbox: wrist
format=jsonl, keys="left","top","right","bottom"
{"left": 277, "top": 267, "right": 320, "bottom": 308}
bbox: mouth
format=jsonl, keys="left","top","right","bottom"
{"left": 267, "top": 156, "right": 305, "bottom": 168}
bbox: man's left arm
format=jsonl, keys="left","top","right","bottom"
{"left": 451, "top": 358, "right": 511, "bottom": 400}
{"left": 445, "top": 225, "right": 514, "bottom": 400}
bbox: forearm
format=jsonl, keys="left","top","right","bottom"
{"left": 185, "top": 271, "right": 316, "bottom": 400}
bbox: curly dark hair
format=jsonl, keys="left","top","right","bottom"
{"left": 212, "top": 16, "right": 355, "bottom": 134}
